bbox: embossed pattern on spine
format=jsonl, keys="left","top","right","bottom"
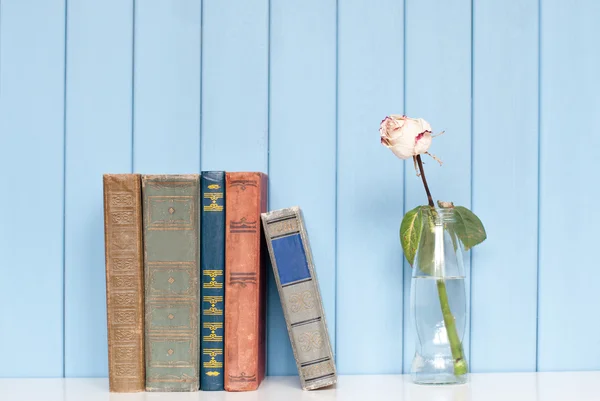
{"left": 142, "top": 175, "right": 200, "bottom": 392}
{"left": 103, "top": 174, "right": 145, "bottom": 392}
{"left": 261, "top": 207, "right": 337, "bottom": 390}
{"left": 224, "top": 172, "right": 268, "bottom": 392}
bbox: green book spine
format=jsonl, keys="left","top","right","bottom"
{"left": 142, "top": 175, "right": 200, "bottom": 392}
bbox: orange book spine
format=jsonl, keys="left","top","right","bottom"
{"left": 224, "top": 172, "right": 268, "bottom": 391}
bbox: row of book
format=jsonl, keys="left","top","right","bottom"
{"left": 103, "top": 172, "right": 336, "bottom": 393}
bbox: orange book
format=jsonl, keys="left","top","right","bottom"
{"left": 224, "top": 172, "right": 268, "bottom": 391}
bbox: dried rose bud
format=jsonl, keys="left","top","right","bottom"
{"left": 380, "top": 115, "right": 433, "bottom": 160}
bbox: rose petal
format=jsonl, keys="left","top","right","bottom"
{"left": 415, "top": 118, "right": 432, "bottom": 133}
{"left": 388, "top": 133, "right": 416, "bottom": 159}
{"left": 414, "top": 132, "right": 432, "bottom": 155}
{"left": 380, "top": 136, "right": 392, "bottom": 147}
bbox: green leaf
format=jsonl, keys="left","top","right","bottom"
{"left": 400, "top": 206, "right": 432, "bottom": 266}
{"left": 399, "top": 206, "right": 425, "bottom": 266}
{"left": 453, "top": 206, "right": 487, "bottom": 251}
{"left": 416, "top": 211, "right": 437, "bottom": 275}
{"left": 445, "top": 221, "right": 460, "bottom": 253}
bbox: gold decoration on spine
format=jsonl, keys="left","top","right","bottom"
{"left": 203, "top": 333, "right": 223, "bottom": 342}
{"left": 203, "top": 192, "right": 224, "bottom": 212}
{"left": 203, "top": 348, "right": 223, "bottom": 369}
{"left": 203, "top": 296, "right": 223, "bottom": 316}
{"left": 203, "top": 270, "right": 223, "bottom": 289}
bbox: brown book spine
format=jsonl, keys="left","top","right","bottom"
{"left": 224, "top": 172, "right": 268, "bottom": 391}
{"left": 103, "top": 174, "right": 145, "bottom": 392}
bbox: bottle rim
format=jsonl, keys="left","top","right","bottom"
{"left": 423, "top": 207, "right": 456, "bottom": 223}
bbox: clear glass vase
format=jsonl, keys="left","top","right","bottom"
{"left": 410, "top": 207, "right": 468, "bottom": 385}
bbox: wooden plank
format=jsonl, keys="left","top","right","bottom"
{"left": 337, "top": 0, "right": 404, "bottom": 374}
{"left": 0, "top": 0, "right": 66, "bottom": 377}
{"left": 470, "top": 0, "right": 539, "bottom": 372}
{"left": 538, "top": 0, "right": 600, "bottom": 371}
{"left": 133, "top": 0, "right": 201, "bottom": 174}
{"left": 200, "top": 0, "right": 268, "bottom": 172}
{"left": 267, "top": 0, "right": 337, "bottom": 376}
{"left": 64, "top": 0, "right": 133, "bottom": 377}
{"left": 403, "top": 0, "right": 472, "bottom": 373}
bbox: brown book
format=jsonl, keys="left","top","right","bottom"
{"left": 224, "top": 172, "right": 268, "bottom": 391}
{"left": 103, "top": 174, "right": 145, "bottom": 392}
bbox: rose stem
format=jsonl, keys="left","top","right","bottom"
{"left": 415, "top": 155, "right": 435, "bottom": 208}
{"left": 436, "top": 279, "right": 468, "bottom": 376}
{"left": 414, "top": 154, "right": 467, "bottom": 376}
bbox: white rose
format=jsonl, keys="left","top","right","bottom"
{"left": 380, "top": 115, "right": 433, "bottom": 160}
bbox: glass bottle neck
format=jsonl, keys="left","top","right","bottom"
{"left": 413, "top": 209, "right": 465, "bottom": 278}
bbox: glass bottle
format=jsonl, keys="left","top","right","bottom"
{"left": 410, "top": 207, "right": 468, "bottom": 385}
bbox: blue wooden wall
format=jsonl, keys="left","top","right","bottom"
{"left": 0, "top": 0, "right": 598, "bottom": 378}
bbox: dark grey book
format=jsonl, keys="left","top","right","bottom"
{"left": 261, "top": 206, "right": 336, "bottom": 390}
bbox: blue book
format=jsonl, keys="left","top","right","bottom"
{"left": 200, "top": 171, "right": 226, "bottom": 390}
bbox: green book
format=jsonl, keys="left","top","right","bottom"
{"left": 142, "top": 175, "right": 200, "bottom": 392}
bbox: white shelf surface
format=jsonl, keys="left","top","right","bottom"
{"left": 0, "top": 372, "right": 599, "bottom": 401}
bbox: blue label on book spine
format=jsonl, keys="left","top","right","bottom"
{"left": 272, "top": 233, "right": 311, "bottom": 285}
